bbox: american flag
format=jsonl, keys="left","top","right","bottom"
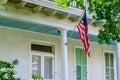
{"left": 77, "top": 11, "right": 91, "bottom": 57}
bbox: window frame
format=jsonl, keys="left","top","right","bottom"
{"left": 29, "top": 39, "right": 56, "bottom": 80}
{"left": 103, "top": 50, "right": 117, "bottom": 80}
{"left": 31, "top": 51, "right": 54, "bottom": 80}
{"left": 74, "top": 46, "right": 88, "bottom": 80}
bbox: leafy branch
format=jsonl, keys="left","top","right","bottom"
{"left": 56, "top": 0, "right": 120, "bottom": 44}
{"left": 0, "top": 60, "right": 21, "bottom": 80}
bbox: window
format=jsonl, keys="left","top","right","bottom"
{"left": 32, "top": 55, "right": 41, "bottom": 76}
{"left": 105, "top": 52, "right": 114, "bottom": 80}
{"left": 75, "top": 48, "right": 87, "bottom": 80}
{"left": 31, "top": 43, "right": 54, "bottom": 80}
{"left": 32, "top": 53, "right": 54, "bottom": 80}
{"left": 44, "top": 56, "right": 53, "bottom": 79}
{"left": 31, "top": 44, "right": 53, "bottom": 53}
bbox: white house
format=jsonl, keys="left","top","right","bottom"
{"left": 0, "top": 0, "right": 120, "bottom": 80}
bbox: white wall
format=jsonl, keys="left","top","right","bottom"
{"left": 0, "top": 26, "right": 116, "bottom": 80}
{"left": 0, "top": 27, "right": 29, "bottom": 79}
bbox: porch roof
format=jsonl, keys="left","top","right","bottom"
{"left": 0, "top": 17, "right": 116, "bottom": 45}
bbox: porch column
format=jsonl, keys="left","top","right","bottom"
{"left": 60, "top": 29, "right": 68, "bottom": 80}
{"left": 116, "top": 42, "right": 120, "bottom": 80}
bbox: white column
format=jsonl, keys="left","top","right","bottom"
{"left": 116, "top": 42, "right": 120, "bottom": 80}
{"left": 60, "top": 30, "right": 68, "bottom": 80}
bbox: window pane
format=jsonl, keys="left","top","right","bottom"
{"left": 105, "top": 68, "right": 109, "bottom": 75}
{"left": 111, "top": 76, "right": 114, "bottom": 80}
{"left": 105, "top": 53, "right": 109, "bottom": 67}
{"left": 31, "top": 44, "right": 53, "bottom": 53}
{"left": 111, "top": 69, "right": 114, "bottom": 76}
{"left": 81, "top": 66, "right": 87, "bottom": 76}
{"left": 76, "top": 48, "right": 81, "bottom": 65}
{"left": 76, "top": 65, "right": 81, "bottom": 77}
{"left": 110, "top": 54, "right": 114, "bottom": 68}
{"left": 81, "top": 50, "right": 87, "bottom": 65}
{"left": 106, "top": 76, "right": 109, "bottom": 80}
{"left": 77, "top": 76, "right": 81, "bottom": 80}
{"left": 32, "top": 55, "right": 41, "bottom": 76}
{"left": 82, "top": 77, "right": 87, "bottom": 80}
{"left": 44, "top": 56, "right": 52, "bottom": 79}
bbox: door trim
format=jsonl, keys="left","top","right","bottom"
{"left": 29, "top": 39, "right": 57, "bottom": 80}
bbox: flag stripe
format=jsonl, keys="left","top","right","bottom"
{"left": 77, "top": 11, "right": 91, "bottom": 57}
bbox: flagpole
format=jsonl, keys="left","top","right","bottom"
{"left": 69, "top": 10, "right": 85, "bottom": 38}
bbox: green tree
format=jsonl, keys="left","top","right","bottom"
{"left": 56, "top": 0, "right": 120, "bottom": 44}
{"left": 0, "top": 60, "right": 21, "bottom": 80}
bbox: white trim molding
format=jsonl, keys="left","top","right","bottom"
{"left": 116, "top": 42, "right": 120, "bottom": 80}
{"left": 103, "top": 50, "right": 117, "bottom": 80}
{"left": 29, "top": 39, "right": 57, "bottom": 80}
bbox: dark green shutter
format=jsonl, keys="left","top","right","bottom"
{"left": 76, "top": 48, "right": 87, "bottom": 80}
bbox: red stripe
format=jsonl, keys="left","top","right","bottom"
{"left": 77, "top": 22, "right": 91, "bottom": 57}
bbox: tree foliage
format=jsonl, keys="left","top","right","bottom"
{"left": 0, "top": 60, "right": 21, "bottom": 80}
{"left": 56, "top": 0, "right": 120, "bottom": 44}
{"left": 32, "top": 74, "right": 44, "bottom": 80}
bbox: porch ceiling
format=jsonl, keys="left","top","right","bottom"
{"left": 0, "top": 17, "right": 60, "bottom": 35}
{"left": 0, "top": 17, "right": 116, "bottom": 45}
{"left": 7, "top": 0, "right": 82, "bottom": 22}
